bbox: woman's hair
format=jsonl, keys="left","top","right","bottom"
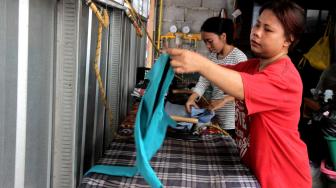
{"left": 259, "top": 0, "right": 305, "bottom": 49}
{"left": 200, "top": 17, "right": 234, "bottom": 45}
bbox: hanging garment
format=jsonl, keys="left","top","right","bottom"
{"left": 85, "top": 53, "right": 176, "bottom": 188}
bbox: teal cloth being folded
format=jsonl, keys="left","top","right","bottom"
{"left": 85, "top": 53, "right": 177, "bottom": 188}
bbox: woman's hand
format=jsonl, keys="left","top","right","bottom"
{"left": 185, "top": 99, "right": 199, "bottom": 114}
{"left": 165, "top": 48, "right": 208, "bottom": 74}
{"left": 185, "top": 93, "right": 200, "bottom": 113}
{"left": 166, "top": 48, "right": 245, "bottom": 100}
{"left": 208, "top": 96, "right": 235, "bottom": 111}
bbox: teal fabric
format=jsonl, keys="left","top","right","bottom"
{"left": 85, "top": 54, "right": 176, "bottom": 188}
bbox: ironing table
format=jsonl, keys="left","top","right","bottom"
{"left": 79, "top": 133, "right": 260, "bottom": 187}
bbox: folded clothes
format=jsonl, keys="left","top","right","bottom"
{"left": 164, "top": 101, "right": 215, "bottom": 124}
{"left": 175, "top": 122, "right": 193, "bottom": 130}
{"left": 190, "top": 107, "right": 215, "bottom": 123}
{"left": 164, "top": 101, "right": 189, "bottom": 117}
{"left": 165, "top": 101, "right": 193, "bottom": 130}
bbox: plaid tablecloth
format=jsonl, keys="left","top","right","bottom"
{"left": 79, "top": 134, "right": 260, "bottom": 188}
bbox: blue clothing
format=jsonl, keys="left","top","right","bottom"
{"left": 190, "top": 107, "right": 215, "bottom": 123}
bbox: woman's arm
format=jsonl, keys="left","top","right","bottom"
{"left": 209, "top": 95, "right": 235, "bottom": 111}
{"left": 167, "top": 49, "right": 245, "bottom": 100}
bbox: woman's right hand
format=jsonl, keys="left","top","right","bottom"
{"left": 185, "top": 93, "right": 200, "bottom": 113}
{"left": 185, "top": 98, "right": 199, "bottom": 113}
{"left": 208, "top": 96, "right": 235, "bottom": 111}
{"left": 165, "top": 48, "right": 209, "bottom": 74}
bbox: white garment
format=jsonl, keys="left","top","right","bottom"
{"left": 192, "top": 48, "right": 247, "bottom": 130}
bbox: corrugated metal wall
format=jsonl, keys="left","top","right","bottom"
{"left": 0, "top": 0, "right": 56, "bottom": 187}
{"left": 0, "top": 1, "right": 19, "bottom": 187}
{"left": 0, "top": 0, "right": 148, "bottom": 187}
{"left": 54, "top": 0, "right": 148, "bottom": 187}
{"left": 80, "top": 5, "right": 147, "bottom": 175}
{"left": 77, "top": 1, "right": 148, "bottom": 186}
{"left": 53, "top": 0, "right": 81, "bottom": 187}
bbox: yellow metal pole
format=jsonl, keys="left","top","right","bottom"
{"left": 145, "top": 0, "right": 157, "bottom": 67}
{"left": 156, "top": 0, "right": 164, "bottom": 53}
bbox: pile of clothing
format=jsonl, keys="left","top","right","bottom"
{"left": 312, "top": 89, "right": 336, "bottom": 137}
{"left": 311, "top": 65, "right": 336, "bottom": 137}
{"left": 131, "top": 80, "right": 148, "bottom": 100}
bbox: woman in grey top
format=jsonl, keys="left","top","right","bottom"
{"left": 186, "top": 17, "right": 247, "bottom": 136}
